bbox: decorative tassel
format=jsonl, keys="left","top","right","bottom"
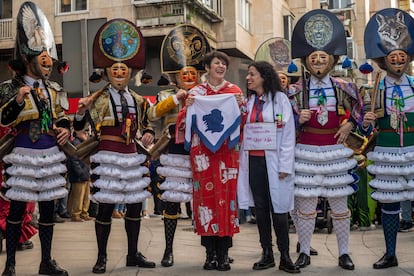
{"left": 342, "top": 56, "right": 352, "bottom": 69}
{"left": 359, "top": 62, "right": 373, "bottom": 74}
{"left": 287, "top": 60, "right": 298, "bottom": 73}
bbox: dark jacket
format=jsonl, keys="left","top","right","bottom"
{"left": 66, "top": 136, "right": 90, "bottom": 183}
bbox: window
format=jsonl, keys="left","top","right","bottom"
{"left": 238, "top": 0, "right": 250, "bottom": 31}
{"left": 328, "top": 0, "right": 352, "bottom": 9}
{"left": 0, "top": 0, "right": 12, "bottom": 19}
{"left": 58, "top": 0, "right": 87, "bottom": 14}
{"left": 198, "top": 0, "right": 222, "bottom": 16}
{"left": 283, "top": 15, "right": 294, "bottom": 41}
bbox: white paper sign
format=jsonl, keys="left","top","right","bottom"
{"left": 243, "top": 122, "right": 277, "bottom": 150}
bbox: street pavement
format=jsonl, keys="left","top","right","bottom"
{"left": 1, "top": 212, "right": 414, "bottom": 276}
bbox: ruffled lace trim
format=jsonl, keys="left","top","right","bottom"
{"left": 6, "top": 163, "right": 67, "bottom": 178}
{"left": 367, "top": 162, "right": 414, "bottom": 176}
{"left": 93, "top": 165, "right": 149, "bottom": 179}
{"left": 6, "top": 175, "right": 67, "bottom": 191}
{"left": 93, "top": 177, "right": 151, "bottom": 192}
{"left": 295, "top": 173, "right": 357, "bottom": 187}
{"left": 294, "top": 186, "right": 322, "bottom": 197}
{"left": 295, "top": 158, "right": 357, "bottom": 174}
{"left": 371, "top": 190, "right": 406, "bottom": 203}
{"left": 157, "top": 166, "right": 193, "bottom": 179}
{"left": 295, "top": 144, "right": 353, "bottom": 161}
{"left": 160, "top": 153, "right": 191, "bottom": 168}
{"left": 367, "top": 145, "right": 414, "bottom": 163}
{"left": 161, "top": 191, "right": 192, "bottom": 203}
{"left": 4, "top": 146, "right": 66, "bottom": 166}
{"left": 5, "top": 187, "right": 67, "bottom": 202}
{"left": 160, "top": 180, "right": 193, "bottom": 193}
{"left": 320, "top": 184, "right": 357, "bottom": 198}
{"left": 91, "top": 189, "right": 151, "bottom": 204}
{"left": 91, "top": 151, "right": 147, "bottom": 167}
{"left": 369, "top": 176, "right": 407, "bottom": 191}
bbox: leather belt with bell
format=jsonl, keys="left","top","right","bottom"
{"left": 302, "top": 126, "right": 339, "bottom": 134}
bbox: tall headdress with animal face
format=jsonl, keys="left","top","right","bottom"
{"left": 291, "top": 9, "right": 347, "bottom": 59}
{"left": 364, "top": 8, "right": 414, "bottom": 60}
{"left": 15, "top": 1, "right": 57, "bottom": 79}
{"left": 16, "top": 1, "right": 57, "bottom": 62}
{"left": 92, "top": 18, "right": 146, "bottom": 70}
{"left": 161, "top": 24, "right": 211, "bottom": 90}
{"left": 255, "top": 37, "right": 301, "bottom": 77}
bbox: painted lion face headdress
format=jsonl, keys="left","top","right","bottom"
{"left": 291, "top": 9, "right": 347, "bottom": 59}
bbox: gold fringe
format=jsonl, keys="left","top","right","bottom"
{"left": 163, "top": 211, "right": 179, "bottom": 220}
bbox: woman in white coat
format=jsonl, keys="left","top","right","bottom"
{"left": 238, "top": 61, "right": 299, "bottom": 274}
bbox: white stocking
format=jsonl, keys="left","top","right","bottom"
{"left": 328, "top": 196, "right": 350, "bottom": 256}
{"left": 295, "top": 196, "right": 318, "bottom": 256}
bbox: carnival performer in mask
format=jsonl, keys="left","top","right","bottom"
{"left": 145, "top": 24, "right": 211, "bottom": 267}
{"left": 0, "top": 2, "right": 71, "bottom": 275}
{"left": 290, "top": 9, "right": 363, "bottom": 271}
{"left": 74, "top": 19, "right": 157, "bottom": 274}
{"left": 360, "top": 8, "right": 414, "bottom": 269}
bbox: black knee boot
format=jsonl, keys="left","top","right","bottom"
{"left": 2, "top": 221, "right": 21, "bottom": 276}
{"left": 202, "top": 236, "right": 217, "bottom": 270}
{"left": 217, "top": 237, "right": 231, "bottom": 271}
{"left": 92, "top": 221, "right": 111, "bottom": 274}
{"left": 38, "top": 224, "right": 68, "bottom": 275}
{"left": 161, "top": 202, "right": 179, "bottom": 267}
{"left": 125, "top": 218, "right": 155, "bottom": 268}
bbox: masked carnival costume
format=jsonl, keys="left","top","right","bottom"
{"left": 361, "top": 8, "right": 414, "bottom": 269}
{"left": 291, "top": 9, "right": 363, "bottom": 270}
{"left": 73, "top": 19, "right": 156, "bottom": 273}
{"left": 146, "top": 24, "right": 211, "bottom": 267}
{"left": 0, "top": 2, "right": 70, "bottom": 276}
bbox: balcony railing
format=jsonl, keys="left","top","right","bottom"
{"left": 0, "top": 18, "right": 13, "bottom": 40}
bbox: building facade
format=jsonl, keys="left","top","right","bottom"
{"left": 0, "top": 0, "right": 410, "bottom": 106}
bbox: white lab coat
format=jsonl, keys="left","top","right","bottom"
{"left": 237, "top": 91, "right": 296, "bottom": 213}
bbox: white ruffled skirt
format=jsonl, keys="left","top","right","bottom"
{"left": 157, "top": 153, "right": 193, "bottom": 203}
{"left": 90, "top": 150, "right": 151, "bottom": 204}
{"left": 3, "top": 146, "right": 68, "bottom": 202}
{"left": 367, "top": 145, "right": 414, "bottom": 203}
{"left": 294, "top": 144, "right": 358, "bottom": 198}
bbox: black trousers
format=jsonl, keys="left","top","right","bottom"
{"left": 248, "top": 155, "right": 289, "bottom": 252}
